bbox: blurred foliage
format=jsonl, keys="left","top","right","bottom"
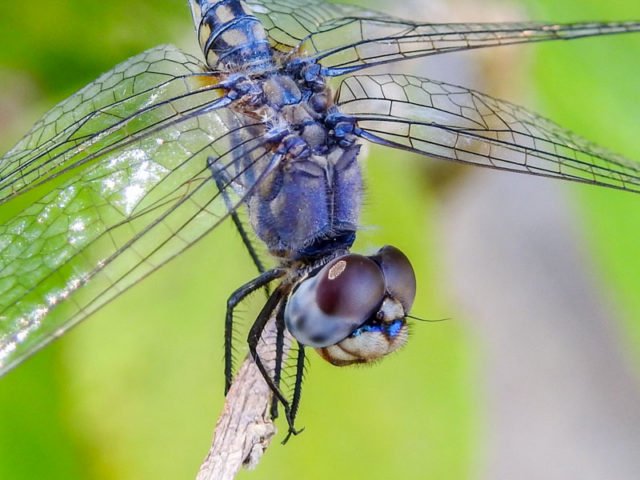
{"left": 0, "top": 1, "right": 638, "bottom": 479}
{"left": 520, "top": 0, "right": 640, "bottom": 358}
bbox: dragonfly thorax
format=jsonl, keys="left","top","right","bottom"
{"left": 226, "top": 67, "right": 363, "bottom": 261}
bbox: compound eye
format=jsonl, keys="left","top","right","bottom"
{"left": 316, "top": 246, "right": 415, "bottom": 367}
{"left": 316, "top": 255, "right": 385, "bottom": 318}
{"left": 284, "top": 255, "right": 385, "bottom": 348}
{"left": 373, "top": 245, "right": 416, "bottom": 312}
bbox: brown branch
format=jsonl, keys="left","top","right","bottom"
{"left": 196, "top": 318, "right": 292, "bottom": 480}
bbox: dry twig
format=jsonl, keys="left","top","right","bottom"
{"left": 197, "top": 318, "right": 292, "bottom": 480}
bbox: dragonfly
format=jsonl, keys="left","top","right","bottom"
{"left": 1, "top": 0, "right": 639, "bottom": 437}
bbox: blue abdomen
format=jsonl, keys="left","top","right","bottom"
{"left": 189, "top": 0, "right": 274, "bottom": 73}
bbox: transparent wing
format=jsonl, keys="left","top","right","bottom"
{"left": 246, "top": 0, "right": 372, "bottom": 53}
{"left": 336, "top": 74, "right": 640, "bottom": 192}
{"left": 247, "top": 0, "right": 640, "bottom": 75}
{"left": 0, "top": 45, "right": 273, "bottom": 375}
{"left": 0, "top": 45, "right": 215, "bottom": 201}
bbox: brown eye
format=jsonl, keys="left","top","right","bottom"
{"left": 284, "top": 254, "right": 385, "bottom": 348}
{"left": 315, "top": 245, "right": 416, "bottom": 367}
{"left": 372, "top": 245, "right": 416, "bottom": 312}
{"left": 285, "top": 246, "right": 416, "bottom": 366}
{"left": 316, "top": 255, "right": 385, "bottom": 317}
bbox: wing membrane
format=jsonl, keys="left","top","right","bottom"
{"left": 246, "top": 0, "right": 373, "bottom": 53}
{"left": 0, "top": 45, "right": 274, "bottom": 374}
{"left": 247, "top": 0, "right": 639, "bottom": 75}
{"left": 336, "top": 74, "right": 640, "bottom": 191}
{"left": 0, "top": 45, "right": 217, "bottom": 202}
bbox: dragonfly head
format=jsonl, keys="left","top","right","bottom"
{"left": 284, "top": 246, "right": 416, "bottom": 366}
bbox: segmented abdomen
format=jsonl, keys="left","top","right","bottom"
{"left": 189, "top": 0, "right": 274, "bottom": 73}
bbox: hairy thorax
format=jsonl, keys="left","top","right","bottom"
{"left": 228, "top": 65, "right": 363, "bottom": 262}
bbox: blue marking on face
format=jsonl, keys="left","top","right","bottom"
{"left": 387, "top": 319, "right": 404, "bottom": 338}
{"left": 350, "top": 326, "right": 363, "bottom": 337}
{"left": 349, "top": 319, "right": 404, "bottom": 339}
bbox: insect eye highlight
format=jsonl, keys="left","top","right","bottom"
{"left": 315, "top": 255, "right": 385, "bottom": 317}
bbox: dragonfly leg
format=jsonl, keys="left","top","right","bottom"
{"left": 270, "top": 301, "right": 286, "bottom": 420}
{"left": 282, "top": 342, "right": 306, "bottom": 444}
{"left": 223, "top": 268, "right": 284, "bottom": 394}
{"left": 248, "top": 286, "right": 303, "bottom": 438}
{"left": 209, "top": 154, "right": 281, "bottom": 393}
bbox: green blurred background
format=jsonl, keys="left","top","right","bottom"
{"left": 0, "top": 0, "right": 639, "bottom": 479}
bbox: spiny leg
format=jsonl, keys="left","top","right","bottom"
{"left": 283, "top": 342, "right": 306, "bottom": 444}
{"left": 270, "top": 301, "right": 286, "bottom": 419}
{"left": 209, "top": 155, "right": 280, "bottom": 393}
{"left": 223, "top": 269, "right": 284, "bottom": 394}
{"left": 248, "top": 286, "right": 302, "bottom": 437}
